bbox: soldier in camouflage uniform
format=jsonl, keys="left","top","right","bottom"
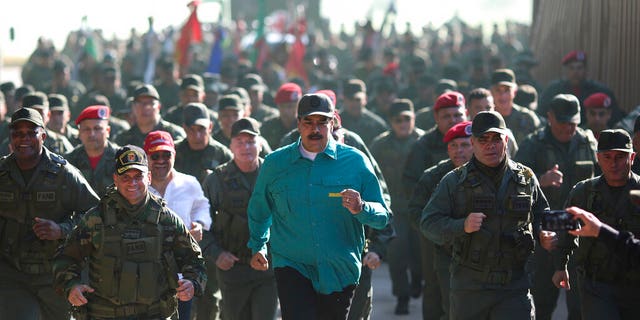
{"left": 65, "top": 105, "right": 120, "bottom": 197}
{"left": 53, "top": 145, "right": 206, "bottom": 320}
{"left": 551, "top": 129, "right": 640, "bottom": 320}
{"left": 370, "top": 99, "right": 425, "bottom": 315}
{"left": 514, "top": 94, "right": 597, "bottom": 320}
{"left": 408, "top": 120, "right": 474, "bottom": 320}
{"left": 422, "top": 111, "right": 553, "bottom": 319}
{"left": 164, "top": 74, "right": 219, "bottom": 129}
{"left": 202, "top": 118, "right": 278, "bottom": 320}
{"left": 115, "top": 84, "right": 185, "bottom": 147}
{"left": 174, "top": 103, "right": 233, "bottom": 184}
{"left": 0, "top": 108, "right": 100, "bottom": 320}
{"left": 47, "top": 94, "right": 80, "bottom": 146}
{"left": 490, "top": 69, "right": 541, "bottom": 143}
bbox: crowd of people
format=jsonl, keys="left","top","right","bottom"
{"left": 0, "top": 7, "right": 639, "bottom": 320}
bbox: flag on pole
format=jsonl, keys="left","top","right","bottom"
{"left": 175, "top": 1, "right": 203, "bottom": 74}
{"left": 285, "top": 16, "right": 308, "bottom": 85}
{"left": 206, "top": 26, "right": 225, "bottom": 73}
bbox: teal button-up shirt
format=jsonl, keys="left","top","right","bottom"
{"left": 248, "top": 138, "right": 390, "bottom": 294}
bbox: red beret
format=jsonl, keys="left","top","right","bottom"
{"left": 443, "top": 121, "right": 472, "bottom": 143}
{"left": 274, "top": 82, "right": 302, "bottom": 105}
{"left": 562, "top": 50, "right": 587, "bottom": 65}
{"left": 316, "top": 89, "right": 337, "bottom": 106}
{"left": 75, "top": 105, "right": 110, "bottom": 125}
{"left": 434, "top": 91, "right": 465, "bottom": 112}
{"left": 584, "top": 93, "right": 611, "bottom": 108}
{"left": 144, "top": 130, "right": 175, "bottom": 154}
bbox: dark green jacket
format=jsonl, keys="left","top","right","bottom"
{"left": 65, "top": 141, "right": 120, "bottom": 196}
{"left": 114, "top": 119, "right": 185, "bottom": 148}
{"left": 173, "top": 138, "right": 233, "bottom": 184}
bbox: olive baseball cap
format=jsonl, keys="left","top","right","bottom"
{"left": 218, "top": 95, "right": 244, "bottom": 111}
{"left": 471, "top": 111, "right": 508, "bottom": 137}
{"left": 48, "top": 94, "right": 69, "bottom": 111}
{"left": 491, "top": 68, "right": 517, "bottom": 87}
{"left": 297, "top": 93, "right": 335, "bottom": 118}
{"left": 231, "top": 118, "right": 261, "bottom": 137}
{"left": 133, "top": 84, "right": 160, "bottom": 101}
{"left": 115, "top": 145, "right": 149, "bottom": 175}
{"left": 388, "top": 99, "right": 414, "bottom": 118}
{"left": 183, "top": 103, "right": 211, "bottom": 127}
{"left": 549, "top": 94, "right": 580, "bottom": 124}
{"left": 180, "top": 74, "right": 204, "bottom": 92}
{"left": 597, "top": 129, "right": 633, "bottom": 153}
{"left": 10, "top": 107, "right": 45, "bottom": 128}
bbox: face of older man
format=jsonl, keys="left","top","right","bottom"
{"left": 298, "top": 114, "right": 333, "bottom": 153}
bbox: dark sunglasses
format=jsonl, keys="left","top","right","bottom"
{"left": 150, "top": 152, "right": 173, "bottom": 160}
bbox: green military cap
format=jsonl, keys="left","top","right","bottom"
{"left": 549, "top": 94, "right": 580, "bottom": 123}
{"left": 597, "top": 129, "right": 632, "bottom": 153}
{"left": 10, "top": 107, "right": 45, "bottom": 128}
{"left": 183, "top": 102, "right": 211, "bottom": 127}
{"left": 218, "top": 95, "right": 244, "bottom": 111}
{"left": 48, "top": 94, "right": 69, "bottom": 111}
{"left": 231, "top": 117, "right": 261, "bottom": 137}
{"left": 389, "top": 99, "right": 414, "bottom": 118}
{"left": 114, "top": 145, "right": 149, "bottom": 175}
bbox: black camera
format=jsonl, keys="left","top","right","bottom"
{"left": 542, "top": 210, "right": 580, "bottom": 231}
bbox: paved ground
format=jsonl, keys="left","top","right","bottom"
{"left": 370, "top": 261, "right": 568, "bottom": 320}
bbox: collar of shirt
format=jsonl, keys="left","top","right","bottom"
{"left": 291, "top": 137, "right": 338, "bottom": 163}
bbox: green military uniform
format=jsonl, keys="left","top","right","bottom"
{"left": 402, "top": 126, "right": 447, "bottom": 195}
{"left": 370, "top": 128, "right": 424, "bottom": 311}
{"left": 422, "top": 157, "right": 549, "bottom": 319}
{"left": 53, "top": 188, "right": 206, "bottom": 320}
{"left": 514, "top": 125, "right": 597, "bottom": 319}
{"left": 65, "top": 141, "right": 120, "bottom": 196}
{"left": 415, "top": 107, "right": 436, "bottom": 131}
{"left": 202, "top": 159, "right": 278, "bottom": 320}
{"left": 408, "top": 158, "right": 456, "bottom": 320}
{"left": 173, "top": 138, "right": 233, "bottom": 184}
{"left": 557, "top": 174, "right": 640, "bottom": 320}
{"left": 249, "top": 103, "right": 279, "bottom": 124}
{"left": 108, "top": 116, "right": 131, "bottom": 140}
{"left": 502, "top": 104, "right": 541, "bottom": 143}
{"left": 212, "top": 129, "right": 272, "bottom": 159}
{"left": 61, "top": 124, "right": 80, "bottom": 146}
{"left": 114, "top": 119, "right": 185, "bottom": 148}
{"left": 260, "top": 116, "right": 296, "bottom": 151}
{"left": 163, "top": 104, "right": 220, "bottom": 130}
{"left": 339, "top": 109, "right": 389, "bottom": 146}
{"left": 0, "top": 147, "right": 100, "bottom": 320}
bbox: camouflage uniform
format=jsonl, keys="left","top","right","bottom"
{"left": 502, "top": 104, "right": 541, "bottom": 143}
{"left": 65, "top": 141, "right": 120, "bottom": 196}
{"left": 248, "top": 103, "right": 279, "bottom": 124}
{"left": 408, "top": 158, "right": 456, "bottom": 320}
{"left": 514, "top": 125, "right": 597, "bottom": 320}
{"left": 173, "top": 138, "right": 233, "bottom": 184}
{"left": 370, "top": 128, "right": 425, "bottom": 310}
{"left": 422, "top": 158, "right": 549, "bottom": 319}
{"left": 260, "top": 116, "right": 296, "bottom": 151}
{"left": 0, "top": 147, "right": 100, "bottom": 320}
{"left": 202, "top": 159, "right": 278, "bottom": 320}
{"left": 114, "top": 120, "right": 185, "bottom": 148}
{"left": 53, "top": 188, "right": 206, "bottom": 320}
{"left": 558, "top": 174, "right": 640, "bottom": 320}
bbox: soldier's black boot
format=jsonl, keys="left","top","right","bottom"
{"left": 395, "top": 296, "right": 410, "bottom": 315}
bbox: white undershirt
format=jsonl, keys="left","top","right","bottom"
{"left": 299, "top": 144, "right": 318, "bottom": 161}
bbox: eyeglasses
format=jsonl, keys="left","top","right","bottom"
{"left": 150, "top": 152, "right": 173, "bottom": 160}
{"left": 11, "top": 130, "right": 41, "bottom": 139}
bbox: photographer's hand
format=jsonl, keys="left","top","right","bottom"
{"left": 566, "top": 206, "right": 601, "bottom": 238}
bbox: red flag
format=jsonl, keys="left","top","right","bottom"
{"left": 285, "top": 18, "right": 308, "bottom": 85}
{"left": 175, "top": 1, "right": 203, "bottom": 74}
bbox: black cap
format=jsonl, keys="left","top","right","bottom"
{"left": 115, "top": 145, "right": 149, "bottom": 175}
{"left": 180, "top": 74, "right": 204, "bottom": 92}
{"left": 298, "top": 93, "right": 335, "bottom": 118}
{"left": 389, "top": 99, "right": 414, "bottom": 118}
{"left": 22, "top": 92, "right": 49, "bottom": 109}
{"left": 10, "top": 107, "right": 45, "bottom": 128}
{"left": 48, "top": 94, "right": 69, "bottom": 111}
{"left": 225, "top": 87, "right": 250, "bottom": 105}
{"left": 0, "top": 81, "right": 16, "bottom": 94}
{"left": 597, "top": 129, "right": 632, "bottom": 153}
{"left": 133, "top": 84, "right": 160, "bottom": 101}
{"left": 549, "top": 94, "right": 580, "bottom": 123}
{"left": 634, "top": 115, "right": 640, "bottom": 133}
{"left": 239, "top": 73, "right": 266, "bottom": 92}
{"left": 471, "top": 111, "right": 508, "bottom": 137}
{"left": 183, "top": 103, "right": 211, "bottom": 127}
{"left": 218, "top": 95, "right": 244, "bottom": 111}
{"left": 491, "top": 68, "right": 516, "bottom": 87}
{"left": 53, "top": 59, "right": 69, "bottom": 72}
{"left": 231, "top": 117, "right": 261, "bottom": 137}
{"left": 203, "top": 72, "right": 228, "bottom": 93}
{"left": 343, "top": 79, "right": 366, "bottom": 97}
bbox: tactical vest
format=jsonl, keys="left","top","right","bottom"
{"left": 575, "top": 176, "right": 640, "bottom": 284}
{"left": 212, "top": 163, "right": 253, "bottom": 264}
{"left": 0, "top": 152, "right": 68, "bottom": 274}
{"left": 531, "top": 128, "right": 596, "bottom": 209}
{"left": 87, "top": 194, "right": 178, "bottom": 318}
{"left": 449, "top": 161, "right": 535, "bottom": 280}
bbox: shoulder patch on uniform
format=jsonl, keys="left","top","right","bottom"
{"left": 50, "top": 153, "right": 67, "bottom": 165}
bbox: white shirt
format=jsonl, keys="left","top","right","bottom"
{"left": 150, "top": 169, "right": 212, "bottom": 231}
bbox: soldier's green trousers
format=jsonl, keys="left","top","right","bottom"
{"left": 450, "top": 286, "right": 534, "bottom": 320}
{"left": 216, "top": 263, "right": 277, "bottom": 320}
{"left": 193, "top": 257, "right": 221, "bottom": 320}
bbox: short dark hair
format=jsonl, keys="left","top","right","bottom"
{"left": 467, "top": 88, "right": 491, "bottom": 102}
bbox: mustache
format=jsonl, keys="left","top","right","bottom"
{"left": 307, "top": 133, "right": 324, "bottom": 140}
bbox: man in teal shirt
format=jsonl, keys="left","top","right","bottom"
{"left": 247, "top": 93, "right": 390, "bottom": 319}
